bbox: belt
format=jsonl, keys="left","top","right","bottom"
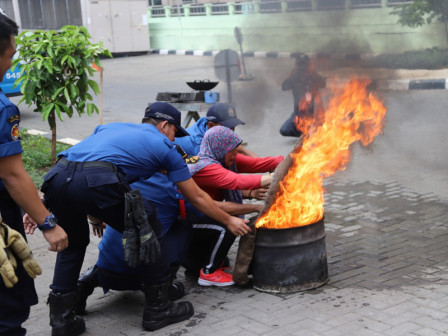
{"left": 57, "top": 157, "right": 117, "bottom": 171}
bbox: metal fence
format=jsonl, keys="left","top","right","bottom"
{"left": 150, "top": 0, "right": 412, "bottom": 17}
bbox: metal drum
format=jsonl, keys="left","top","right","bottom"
{"left": 252, "top": 218, "right": 328, "bottom": 293}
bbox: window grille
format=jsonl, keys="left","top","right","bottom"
{"left": 18, "top": 0, "right": 82, "bottom": 30}
{"left": 287, "top": 0, "right": 312, "bottom": 12}
{"left": 316, "top": 0, "right": 345, "bottom": 10}
{"left": 211, "top": 3, "right": 229, "bottom": 15}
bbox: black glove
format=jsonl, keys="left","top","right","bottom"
{"left": 130, "top": 190, "right": 161, "bottom": 264}
{"left": 122, "top": 193, "right": 140, "bottom": 268}
{"left": 122, "top": 190, "right": 161, "bottom": 267}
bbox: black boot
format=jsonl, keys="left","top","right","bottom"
{"left": 48, "top": 291, "right": 86, "bottom": 336}
{"left": 168, "top": 281, "right": 185, "bottom": 301}
{"left": 142, "top": 282, "right": 194, "bottom": 331}
{"left": 74, "top": 265, "right": 100, "bottom": 315}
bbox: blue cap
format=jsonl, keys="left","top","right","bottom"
{"left": 144, "top": 102, "right": 189, "bottom": 137}
{"left": 206, "top": 103, "right": 245, "bottom": 129}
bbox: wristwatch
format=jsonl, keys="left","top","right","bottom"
{"left": 37, "top": 213, "right": 57, "bottom": 231}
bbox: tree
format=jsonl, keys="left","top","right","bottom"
{"left": 12, "top": 25, "right": 112, "bottom": 163}
{"left": 391, "top": 0, "right": 448, "bottom": 47}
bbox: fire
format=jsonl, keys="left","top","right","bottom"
{"left": 256, "top": 78, "right": 386, "bottom": 229}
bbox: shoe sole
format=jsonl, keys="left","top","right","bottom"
{"left": 197, "top": 278, "right": 235, "bottom": 286}
{"left": 142, "top": 307, "right": 194, "bottom": 331}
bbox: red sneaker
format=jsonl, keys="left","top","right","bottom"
{"left": 198, "top": 268, "right": 235, "bottom": 287}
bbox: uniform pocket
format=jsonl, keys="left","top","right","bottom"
{"left": 40, "top": 169, "right": 59, "bottom": 193}
{"left": 85, "top": 172, "right": 119, "bottom": 187}
{"left": 85, "top": 172, "right": 122, "bottom": 209}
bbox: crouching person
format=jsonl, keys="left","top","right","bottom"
{"left": 29, "top": 102, "right": 249, "bottom": 335}
{"left": 75, "top": 148, "right": 261, "bottom": 328}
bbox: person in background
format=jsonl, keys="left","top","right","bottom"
{"left": 186, "top": 126, "right": 283, "bottom": 286}
{"left": 280, "top": 54, "right": 326, "bottom": 137}
{"left": 0, "top": 12, "right": 67, "bottom": 336}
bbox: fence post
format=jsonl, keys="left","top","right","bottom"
{"left": 281, "top": 0, "right": 288, "bottom": 13}
{"left": 228, "top": 2, "right": 235, "bottom": 15}
{"left": 205, "top": 3, "right": 212, "bottom": 16}
{"left": 164, "top": 6, "right": 171, "bottom": 17}
{"left": 253, "top": 1, "right": 260, "bottom": 13}
{"left": 184, "top": 4, "right": 191, "bottom": 16}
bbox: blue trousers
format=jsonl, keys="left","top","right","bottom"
{"left": 41, "top": 160, "right": 169, "bottom": 293}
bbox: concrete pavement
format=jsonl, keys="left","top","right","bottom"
{"left": 17, "top": 54, "right": 448, "bottom": 335}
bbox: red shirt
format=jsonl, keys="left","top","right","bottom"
{"left": 192, "top": 154, "right": 283, "bottom": 200}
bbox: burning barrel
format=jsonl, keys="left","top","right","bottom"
{"left": 251, "top": 79, "right": 386, "bottom": 293}
{"left": 252, "top": 218, "right": 328, "bottom": 293}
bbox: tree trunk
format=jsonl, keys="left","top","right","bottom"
{"left": 50, "top": 113, "right": 57, "bottom": 165}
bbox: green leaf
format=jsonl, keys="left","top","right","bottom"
{"left": 54, "top": 103, "right": 63, "bottom": 121}
{"left": 43, "top": 59, "right": 53, "bottom": 74}
{"left": 64, "top": 87, "right": 71, "bottom": 104}
{"left": 70, "top": 84, "right": 79, "bottom": 98}
{"left": 88, "top": 80, "right": 99, "bottom": 94}
{"left": 41, "top": 103, "right": 55, "bottom": 120}
{"left": 51, "top": 87, "right": 65, "bottom": 100}
{"left": 86, "top": 103, "right": 93, "bottom": 116}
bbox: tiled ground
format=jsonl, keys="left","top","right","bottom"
{"left": 25, "top": 178, "right": 448, "bottom": 335}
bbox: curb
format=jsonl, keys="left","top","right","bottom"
{"left": 24, "top": 128, "right": 80, "bottom": 146}
{"left": 150, "top": 49, "right": 448, "bottom": 91}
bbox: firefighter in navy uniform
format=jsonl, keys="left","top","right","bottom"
{"left": 33, "top": 102, "right": 250, "bottom": 335}
{"left": 0, "top": 13, "right": 68, "bottom": 336}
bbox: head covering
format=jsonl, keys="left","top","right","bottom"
{"left": 189, "top": 126, "right": 244, "bottom": 212}
{"left": 143, "top": 102, "right": 189, "bottom": 137}
{"left": 206, "top": 103, "right": 245, "bottom": 129}
{"left": 188, "top": 126, "right": 242, "bottom": 175}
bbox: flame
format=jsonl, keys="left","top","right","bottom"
{"left": 256, "top": 78, "right": 386, "bottom": 229}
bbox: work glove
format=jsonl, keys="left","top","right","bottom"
{"left": 0, "top": 224, "right": 18, "bottom": 288}
{"left": 2, "top": 222, "right": 42, "bottom": 279}
{"left": 131, "top": 191, "right": 161, "bottom": 264}
{"left": 122, "top": 190, "right": 161, "bottom": 267}
{"left": 122, "top": 192, "right": 140, "bottom": 268}
{"left": 0, "top": 221, "right": 42, "bottom": 288}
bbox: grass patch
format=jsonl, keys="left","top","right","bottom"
{"left": 21, "top": 129, "right": 72, "bottom": 188}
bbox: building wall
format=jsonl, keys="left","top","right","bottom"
{"left": 148, "top": 3, "right": 446, "bottom": 54}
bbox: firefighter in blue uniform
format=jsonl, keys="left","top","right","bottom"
{"left": 0, "top": 13, "right": 68, "bottom": 336}
{"left": 74, "top": 162, "right": 201, "bottom": 315}
{"left": 37, "top": 102, "right": 250, "bottom": 335}
{"left": 73, "top": 151, "right": 262, "bottom": 316}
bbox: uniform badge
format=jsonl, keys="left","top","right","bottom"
{"left": 8, "top": 115, "right": 20, "bottom": 124}
{"left": 185, "top": 155, "right": 199, "bottom": 164}
{"left": 11, "top": 124, "right": 19, "bottom": 141}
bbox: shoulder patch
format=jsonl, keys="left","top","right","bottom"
{"left": 8, "top": 115, "right": 20, "bottom": 124}
{"left": 11, "top": 124, "right": 19, "bottom": 141}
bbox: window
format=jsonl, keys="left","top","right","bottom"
{"left": 18, "top": 0, "right": 82, "bottom": 30}
{"left": 0, "top": 0, "right": 15, "bottom": 18}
